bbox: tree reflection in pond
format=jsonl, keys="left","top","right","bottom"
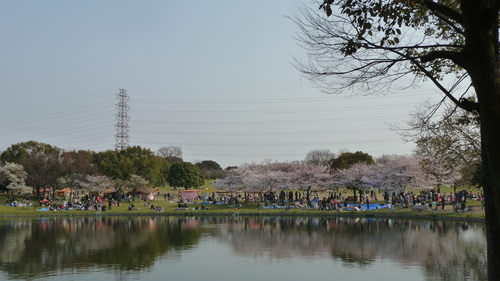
{"left": 0, "top": 217, "right": 486, "bottom": 281}
{"left": 0, "top": 217, "right": 204, "bottom": 279}
{"left": 212, "top": 217, "right": 486, "bottom": 280}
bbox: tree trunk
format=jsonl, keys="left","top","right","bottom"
{"left": 480, "top": 123, "right": 500, "bottom": 281}
{"left": 462, "top": 2, "right": 500, "bottom": 279}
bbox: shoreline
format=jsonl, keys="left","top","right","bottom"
{"left": 0, "top": 209, "right": 486, "bottom": 223}
{"left": 0, "top": 191, "right": 485, "bottom": 223}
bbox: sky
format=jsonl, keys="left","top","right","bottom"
{"left": 0, "top": 0, "right": 442, "bottom": 169}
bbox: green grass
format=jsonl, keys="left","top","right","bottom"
{"left": 0, "top": 184, "right": 485, "bottom": 221}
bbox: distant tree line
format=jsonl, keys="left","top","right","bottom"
{"left": 0, "top": 141, "right": 222, "bottom": 196}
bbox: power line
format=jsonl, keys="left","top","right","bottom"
{"left": 130, "top": 115, "right": 408, "bottom": 126}
{"left": 134, "top": 138, "right": 402, "bottom": 147}
{"left": 132, "top": 127, "right": 391, "bottom": 136}
{"left": 182, "top": 148, "right": 414, "bottom": 159}
{"left": 0, "top": 85, "right": 428, "bottom": 162}
{"left": 130, "top": 103, "right": 415, "bottom": 115}
{"left": 0, "top": 90, "right": 116, "bottom": 118}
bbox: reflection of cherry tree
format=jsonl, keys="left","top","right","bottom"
{"left": 215, "top": 217, "right": 486, "bottom": 280}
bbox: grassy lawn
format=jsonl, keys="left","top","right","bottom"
{"left": 0, "top": 184, "right": 485, "bottom": 221}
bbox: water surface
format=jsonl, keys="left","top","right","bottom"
{"left": 0, "top": 216, "right": 486, "bottom": 281}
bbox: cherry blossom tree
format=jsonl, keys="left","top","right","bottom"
{"left": 213, "top": 162, "right": 296, "bottom": 202}
{"left": 290, "top": 163, "right": 332, "bottom": 203}
{"left": 239, "top": 162, "right": 291, "bottom": 196}
{"left": 333, "top": 155, "right": 437, "bottom": 202}
{"left": 213, "top": 161, "right": 333, "bottom": 203}
{"left": 389, "top": 155, "right": 431, "bottom": 192}
{"left": 124, "top": 174, "right": 150, "bottom": 198}
{"left": 246, "top": 169, "right": 287, "bottom": 195}
{"left": 212, "top": 167, "right": 249, "bottom": 201}
{"left": 372, "top": 155, "right": 433, "bottom": 194}
{"left": 332, "top": 162, "right": 372, "bottom": 203}
{"left": 420, "top": 155, "right": 463, "bottom": 198}
{"left": 212, "top": 168, "right": 245, "bottom": 191}
{"left": 78, "top": 175, "right": 115, "bottom": 193}
{"left": 0, "top": 162, "right": 32, "bottom": 194}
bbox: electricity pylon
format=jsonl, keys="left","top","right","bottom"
{"left": 115, "top": 88, "right": 130, "bottom": 151}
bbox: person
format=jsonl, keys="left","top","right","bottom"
{"left": 164, "top": 193, "right": 167, "bottom": 201}
{"left": 441, "top": 196, "right": 446, "bottom": 210}
{"left": 366, "top": 198, "right": 370, "bottom": 210}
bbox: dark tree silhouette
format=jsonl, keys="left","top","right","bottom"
{"left": 294, "top": 1, "right": 500, "bottom": 278}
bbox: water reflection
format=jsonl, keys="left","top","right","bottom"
{"left": 0, "top": 217, "right": 204, "bottom": 279}
{"left": 0, "top": 216, "right": 486, "bottom": 281}
{"left": 222, "top": 217, "right": 487, "bottom": 280}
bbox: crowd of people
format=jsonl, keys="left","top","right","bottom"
{"left": 4, "top": 194, "right": 31, "bottom": 208}
{"left": 36, "top": 194, "right": 119, "bottom": 211}
{"left": 2, "top": 187, "right": 484, "bottom": 213}
{"left": 382, "top": 188, "right": 483, "bottom": 210}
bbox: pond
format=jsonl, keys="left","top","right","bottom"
{"left": 0, "top": 215, "right": 486, "bottom": 281}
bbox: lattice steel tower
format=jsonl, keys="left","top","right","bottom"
{"left": 115, "top": 88, "right": 130, "bottom": 151}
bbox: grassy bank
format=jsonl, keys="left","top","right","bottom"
{"left": 0, "top": 191, "right": 485, "bottom": 222}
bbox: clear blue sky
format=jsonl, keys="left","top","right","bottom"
{"left": 0, "top": 0, "right": 440, "bottom": 168}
